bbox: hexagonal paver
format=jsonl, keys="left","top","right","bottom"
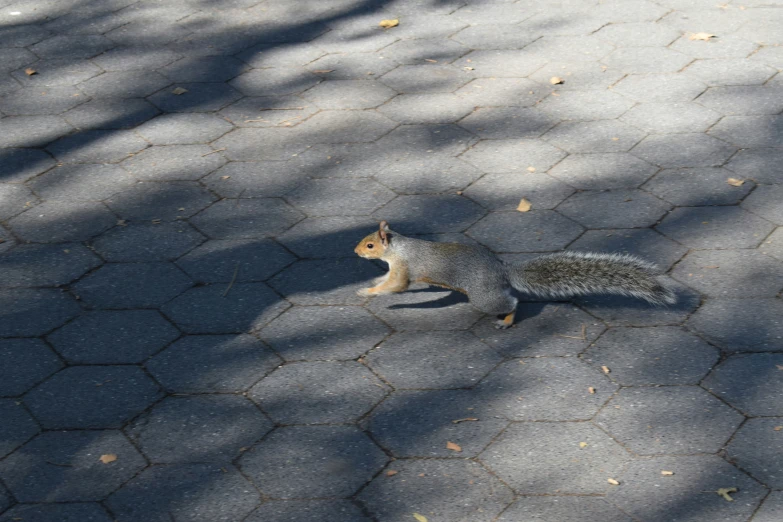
{"left": 0, "top": 503, "right": 113, "bottom": 522}
{"left": 46, "top": 130, "right": 149, "bottom": 164}
{"left": 245, "top": 500, "right": 370, "bottom": 522}
{"left": 459, "top": 107, "right": 557, "bottom": 139}
{"left": 128, "top": 395, "right": 272, "bottom": 463}
{"left": 538, "top": 90, "right": 634, "bottom": 121}
{"left": 24, "top": 365, "right": 161, "bottom": 429}
{"left": 359, "top": 459, "right": 513, "bottom": 521}
{"left": 657, "top": 207, "right": 775, "bottom": 249}
{"left": 229, "top": 67, "right": 321, "bottom": 96}
{"left": 212, "top": 127, "right": 309, "bottom": 161}
{"left": 467, "top": 211, "right": 583, "bottom": 252}
{"left": 0, "top": 431, "right": 146, "bottom": 502}
{"left": 527, "top": 35, "right": 614, "bottom": 62}
{"left": 743, "top": 184, "right": 783, "bottom": 225}
{"left": 239, "top": 426, "right": 387, "bottom": 498}
{"left": 530, "top": 60, "right": 625, "bottom": 91}
{"left": 620, "top": 102, "right": 720, "bottom": 134}
{"left": 481, "top": 422, "right": 629, "bottom": 494}
{"left": 549, "top": 153, "right": 657, "bottom": 190}
{"left": 286, "top": 178, "right": 395, "bottom": 216}
{"left": 703, "top": 353, "right": 783, "bottom": 416}
{"left": 237, "top": 42, "right": 325, "bottom": 69}
{"left": 476, "top": 358, "right": 616, "bottom": 420}
{"left": 726, "top": 148, "right": 783, "bottom": 184}
{"left": 8, "top": 200, "right": 116, "bottom": 243}
{"left": 0, "top": 399, "right": 39, "bottom": 458}
{"left": 727, "top": 418, "right": 783, "bottom": 488}
{"left": 473, "top": 302, "right": 606, "bottom": 357}
{"left": 685, "top": 58, "right": 776, "bottom": 86}
{"left": 463, "top": 172, "right": 574, "bottom": 211}
{"left": 377, "top": 123, "right": 476, "bottom": 157}
{"left": 602, "top": 47, "right": 692, "bottom": 74}
{"left": 377, "top": 92, "right": 474, "bottom": 124}
{"left": 61, "top": 98, "right": 161, "bottom": 130}
{"left": 673, "top": 250, "right": 783, "bottom": 298}
{"left": 0, "top": 115, "right": 75, "bottom": 148}
{"left": 366, "top": 331, "right": 501, "bottom": 389}
{"left": 374, "top": 155, "right": 482, "bottom": 194}
{"left": 366, "top": 283, "right": 485, "bottom": 330}
{"left": 0, "top": 289, "right": 81, "bottom": 337}
{"left": 457, "top": 50, "right": 545, "bottom": 77}
{"left": 176, "top": 238, "right": 295, "bottom": 283}
{"left": 558, "top": 189, "right": 671, "bottom": 229}
{"left": 0, "top": 339, "right": 62, "bottom": 397}
{"left": 499, "top": 497, "right": 632, "bottom": 522}
{"left": 598, "top": 386, "right": 743, "bottom": 455}
{"left": 0, "top": 243, "right": 101, "bottom": 287}
{"left": 311, "top": 22, "right": 399, "bottom": 54}
{"left": 670, "top": 34, "right": 758, "bottom": 60}
{"left": 30, "top": 35, "right": 112, "bottom": 60}
{"left": 73, "top": 262, "right": 193, "bottom": 309}
{"left": 462, "top": 139, "right": 566, "bottom": 173}
{"left": 158, "top": 56, "right": 247, "bottom": 82}
{"left": 135, "top": 114, "right": 234, "bottom": 145}
{"left": 754, "top": 492, "right": 783, "bottom": 522}
{"left": 276, "top": 215, "right": 377, "bottom": 258}
{"left": 78, "top": 71, "right": 172, "bottom": 98}
{"left": 250, "top": 361, "right": 388, "bottom": 423}
{"left": 632, "top": 133, "right": 736, "bottom": 168}
{"left": 47, "top": 310, "right": 179, "bottom": 364}
{"left": 259, "top": 306, "right": 389, "bottom": 361}
{"left": 609, "top": 455, "right": 767, "bottom": 521}
{"left": 455, "top": 77, "right": 543, "bottom": 107}
{"left": 147, "top": 82, "right": 243, "bottom": 112}
{"left": 106, "top": 464, "right": 261, "bottom": 522}
{"left": 162, "top": 282, "right": 289, "bottom": 334}
{"left": 91, "top": 222, "right": 204, "bottom": 262}
{"left": 380, "top": 65, "right": 470, "bottom": 94}
{"left": 297, "top": 110, "right": 398, "bottom": 143}
{"left": 374, "top": 195, "right": 486, "bottom": 233}
{"left": 613, "top": 73, "right": 708, "bottom": 103}
{"left": 0, "top": 86, "right": 87, "bottom": 116}
{"left": 643, "top": 167, "right": 754, "bottom": 206}
{"left": 120, "top": 145, "right": 227, "bottom": 181}
{"left": 368, "top": 389, "right": 507, "bottom": 457}
{"left": 543, "top": 120, "right": 646, "bottom": 153}
{"left": 28, "top": 164, "right": 136, "bottom": 201}
{"left": 269, "top": 258, "right": 383, "bottom": 305}
{"left": 218, "top": 95, "right": 317, "bottom": 127}
{"left": 595, "top": 21, "right": 679, "bottom": 47}
{"left": 452, "top": 24, "right": 538, "bottom": 50}
{"left": 91, "top": 46, "right": 181, "bottom": 71}
{"left": 301, "top": 79, "right": 396, "bottom": 109}
{"left": 697, "top": 85, "right": 783, "bottom": 116}
{"left": 105, "top": 181, "right": 217, "bottom": 221}
{"left": 382, "top": 38, "right": 468, "bottom": 65}
{"left": 147, "top": 334, "right": 281, "bottom": 393}
{"left": 304, "top": 52, "right": 399, "bottom": 80}
{"left": 190, "top": 198, "right": 303, "bottom": 239}
{"left": 0, "top": 148, "right": 56, "bottom": 184}
{"left": 586, "top": 327, "right": 719, "bottom": 385}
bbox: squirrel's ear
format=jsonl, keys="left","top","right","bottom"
{"left": 378, "top": 221, "right": 390, "bottom": 246}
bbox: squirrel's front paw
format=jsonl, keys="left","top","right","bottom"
{"left": 356, "top": 288, "right": 374, "bottom": 297}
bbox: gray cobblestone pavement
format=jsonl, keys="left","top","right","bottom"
{"left": 0, "top": 0, "right": 781, "bottom": 520}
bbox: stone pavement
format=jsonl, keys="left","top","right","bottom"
{"left": 0, "top": 0, "right": 782, "bottom": 520}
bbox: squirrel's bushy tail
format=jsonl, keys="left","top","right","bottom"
{"left": 506, "top": 251, "right": 677, "bottom": 305}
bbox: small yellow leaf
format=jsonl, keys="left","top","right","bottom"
{"left": 607, "top": 478, "right": 620, "bottom": 485}
{"left": 379, "top": 19, "right": 399, "bottom": 28}
{"left": 527, "top": 166, "right": 536, "bottom": 172}
{"left": 727, "top": 177, "right": 745, "bottom": 186}
{"left": 25, "top": 67, "right": 37, "bottom": 76}
{"left": 517, "top": 198, "right": 532, "bottom": 212}
{"left": 717, "top": 487, "right": 737, "bottom": 501}
{"left": 386, "top": 470, "right": 399, "bottom": 476}
{"left": 446, "top": 441, "right": 462, "bottom": 452}
{"left": 99, "top": 454, "right": 117, "bottom": 464}
{"left": 588, "top": 387, "right": 596, "bottom": 394}
{"left": 601, "top": 366, "right": 610, "bottom": 374}
{"left": 689, "top": 32, "right": 716, "bottom": 41}
{"left": 579, "top": 442, "right": 588, "bottom": 448}
{"left": 550, "top": 76, "right": 564, "bottom": 85}
{"left": 413, "top": 514, "right": 428, "bottom": 522}
{"left": 661, "top": 470, "right": 674, "bottom": 476}
{"left": 172, "top": 87, "right": 188, "bottom": 95}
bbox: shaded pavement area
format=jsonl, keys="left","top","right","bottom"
{"left": 0, "top": 0, "right": 782, "bottom": 520}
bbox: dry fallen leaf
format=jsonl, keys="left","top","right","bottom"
{"left": 379, "top": 19, "right": 399, "bottom": 28}
{"left": 99, "top": 454, "right": 117, "bottom": 464}
{"left": 446, "top": 441, "right": 462, "bottom": 452}
{"left": 727, "top": 177, "right": 745, "bottom": 186}
{"left": 463, "top": 66, "right": 474, "bottom": 71}
{"left": 588, "top": 387, "right": 596, "bottom": 394}
{"left": 773, "top": 426, "right": 782, "bottom": 431}
{"left": 220, "top": 175, "right": 231, "bottom": 180}
{"left": 452, "top": 417, "right": 479, "bottom": 424}
{"left": 424, "top": 59, "right": 438, "bottom": 63}
{"left": 608, "top": 478, "right": 620, "bottom": 485}
{"left": 689, "top": 32, "right": 716, "bottom": 41}
{"left": 717, "top": 487, "right": 737, "bottom": 501}
{"left": 661, "top": 470, "right": 674, "bottom": 476}
{"left": 413, "top": 514, "right": 428, "bottom": 522}
{"left": 550, "top": 76, "right": 564, "bottom": 85}
{"left": 601, "top": 366, "right": 611, "bottom": 374}
{"left": 579, "top": 442, "right": 588, "bottom": 448}
{"left": 312, "top": 69, "right": 334, "bottom": 74}
{"left": 527, "top": 166, "right": 536, "bottom": 172}
{"left": 25, "top": 67, "right": 37, "bottom": 76}
{"left": 517, "top": 198, "right": 532, "bottom": 212}
{"left": 386, "top": 470, "right": 399, "bottom": 476}
{"left": 172, "top": 87, "right": 188, "bottom": 95}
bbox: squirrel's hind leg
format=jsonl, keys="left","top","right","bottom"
{"left": 470, "top": 289, "right": 518, "bottom": 329}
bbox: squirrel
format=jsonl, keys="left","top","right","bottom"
{"left": 354, "top": 221, "right": 676, "bottom": 329}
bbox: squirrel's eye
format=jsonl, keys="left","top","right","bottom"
{"left": 366, "top": 243, "right": 374, "bottom": 249}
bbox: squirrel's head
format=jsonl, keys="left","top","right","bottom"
{"left": 354, "top": 221, "right": 392, "bottom": 259}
